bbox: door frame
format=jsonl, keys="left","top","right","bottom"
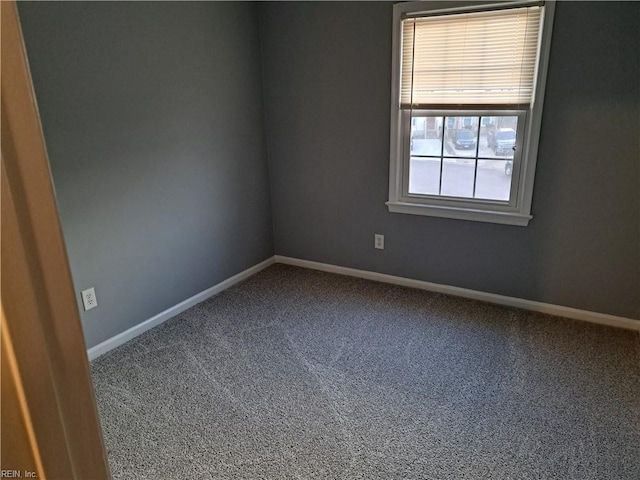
{"left": 1, "top": 2, "right": 111, "bottom": 478}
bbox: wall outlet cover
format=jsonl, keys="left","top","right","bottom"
{"left": 375, "top": 234, "right": 385, "bottom": 250}
{"left": 82, "top": 287, "right": 98, "bottom": 311}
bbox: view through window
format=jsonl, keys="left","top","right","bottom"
{"left": 409, "top": 114, "right": 519, "bottom": 201}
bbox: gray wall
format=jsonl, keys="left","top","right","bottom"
{"left": 17, "top": 0, "right": 640, "bottom": 346}
{"left": 19, "top": 2, "right": 274, "bottom": 348}
{"left": 260, "top": 1, "right": 640, "bottom": 319}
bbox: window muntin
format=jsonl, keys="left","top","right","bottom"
{"left": 388, "top": 1, "right": 555, "bottom": 226}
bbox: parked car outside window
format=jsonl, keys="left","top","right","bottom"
{"left": 488, "top": 128, "right": 516, "bottom": 155}
{"left": 453, "top": 129, "right": 476, "bottom": 150}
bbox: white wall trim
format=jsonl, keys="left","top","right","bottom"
{"left": 87, "top": 257, "right": 276, "bottom": 360}
{"left": 89, "top": 253, "right": 639, "bottom": 361}
{"left": 275, "top": 255, "right": 640, "bottom": 332}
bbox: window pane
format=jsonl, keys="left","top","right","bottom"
{"left": 474, "top": 160, "right": 512, "bottom": 201}
{"left": 444, "top": 116, "right": 478, "bottom": 158}
{"left": 410, "top": 116, "right": 443, "bottom": 156}
{"left": 481, "top": 116, "right": 518, "bottom": 159}
{"left": 441, "top": 158, "right": 475, "bottom": 198}
{"left": 409, "top": 156, "right": 440, "bottom": 195}
{"left": 407, "top": 113, "right": 521, "bottom": 202}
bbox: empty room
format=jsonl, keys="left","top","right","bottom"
{"left": 2, "top": 0, "right": 639, "bottom": 479}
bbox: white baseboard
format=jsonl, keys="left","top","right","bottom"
{"left": 87, "top": 257, "right": 276, "bottom": 360}
{"left": 88, "top": 254, "right": 639, "bottom": 360}
{"left": 275, "top": 255, "right": 640, "bottom": 332}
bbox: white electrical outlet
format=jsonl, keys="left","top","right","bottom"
{"left": 374, "top": 234, "right": 385, "bottom": 250}
{"left": 81, "top": 287, "right": 98, "bottom": 311}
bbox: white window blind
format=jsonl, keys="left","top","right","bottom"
{"left": 400, "top": 6, "right": 543, "bottom": 108}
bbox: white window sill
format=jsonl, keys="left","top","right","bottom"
{"left": 386, "top": 201, "right": 532, "bottom": 226}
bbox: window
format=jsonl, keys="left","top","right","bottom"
{"left": 388, "top": 1, "right": 555, "bottom": 226}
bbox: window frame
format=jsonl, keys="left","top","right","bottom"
{"left": 387, "top": 0, "right": 556, "bottom": 226}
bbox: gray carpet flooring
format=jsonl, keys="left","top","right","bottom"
{"left": 91, "top": 264, "right": 640, "bottom": 479}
